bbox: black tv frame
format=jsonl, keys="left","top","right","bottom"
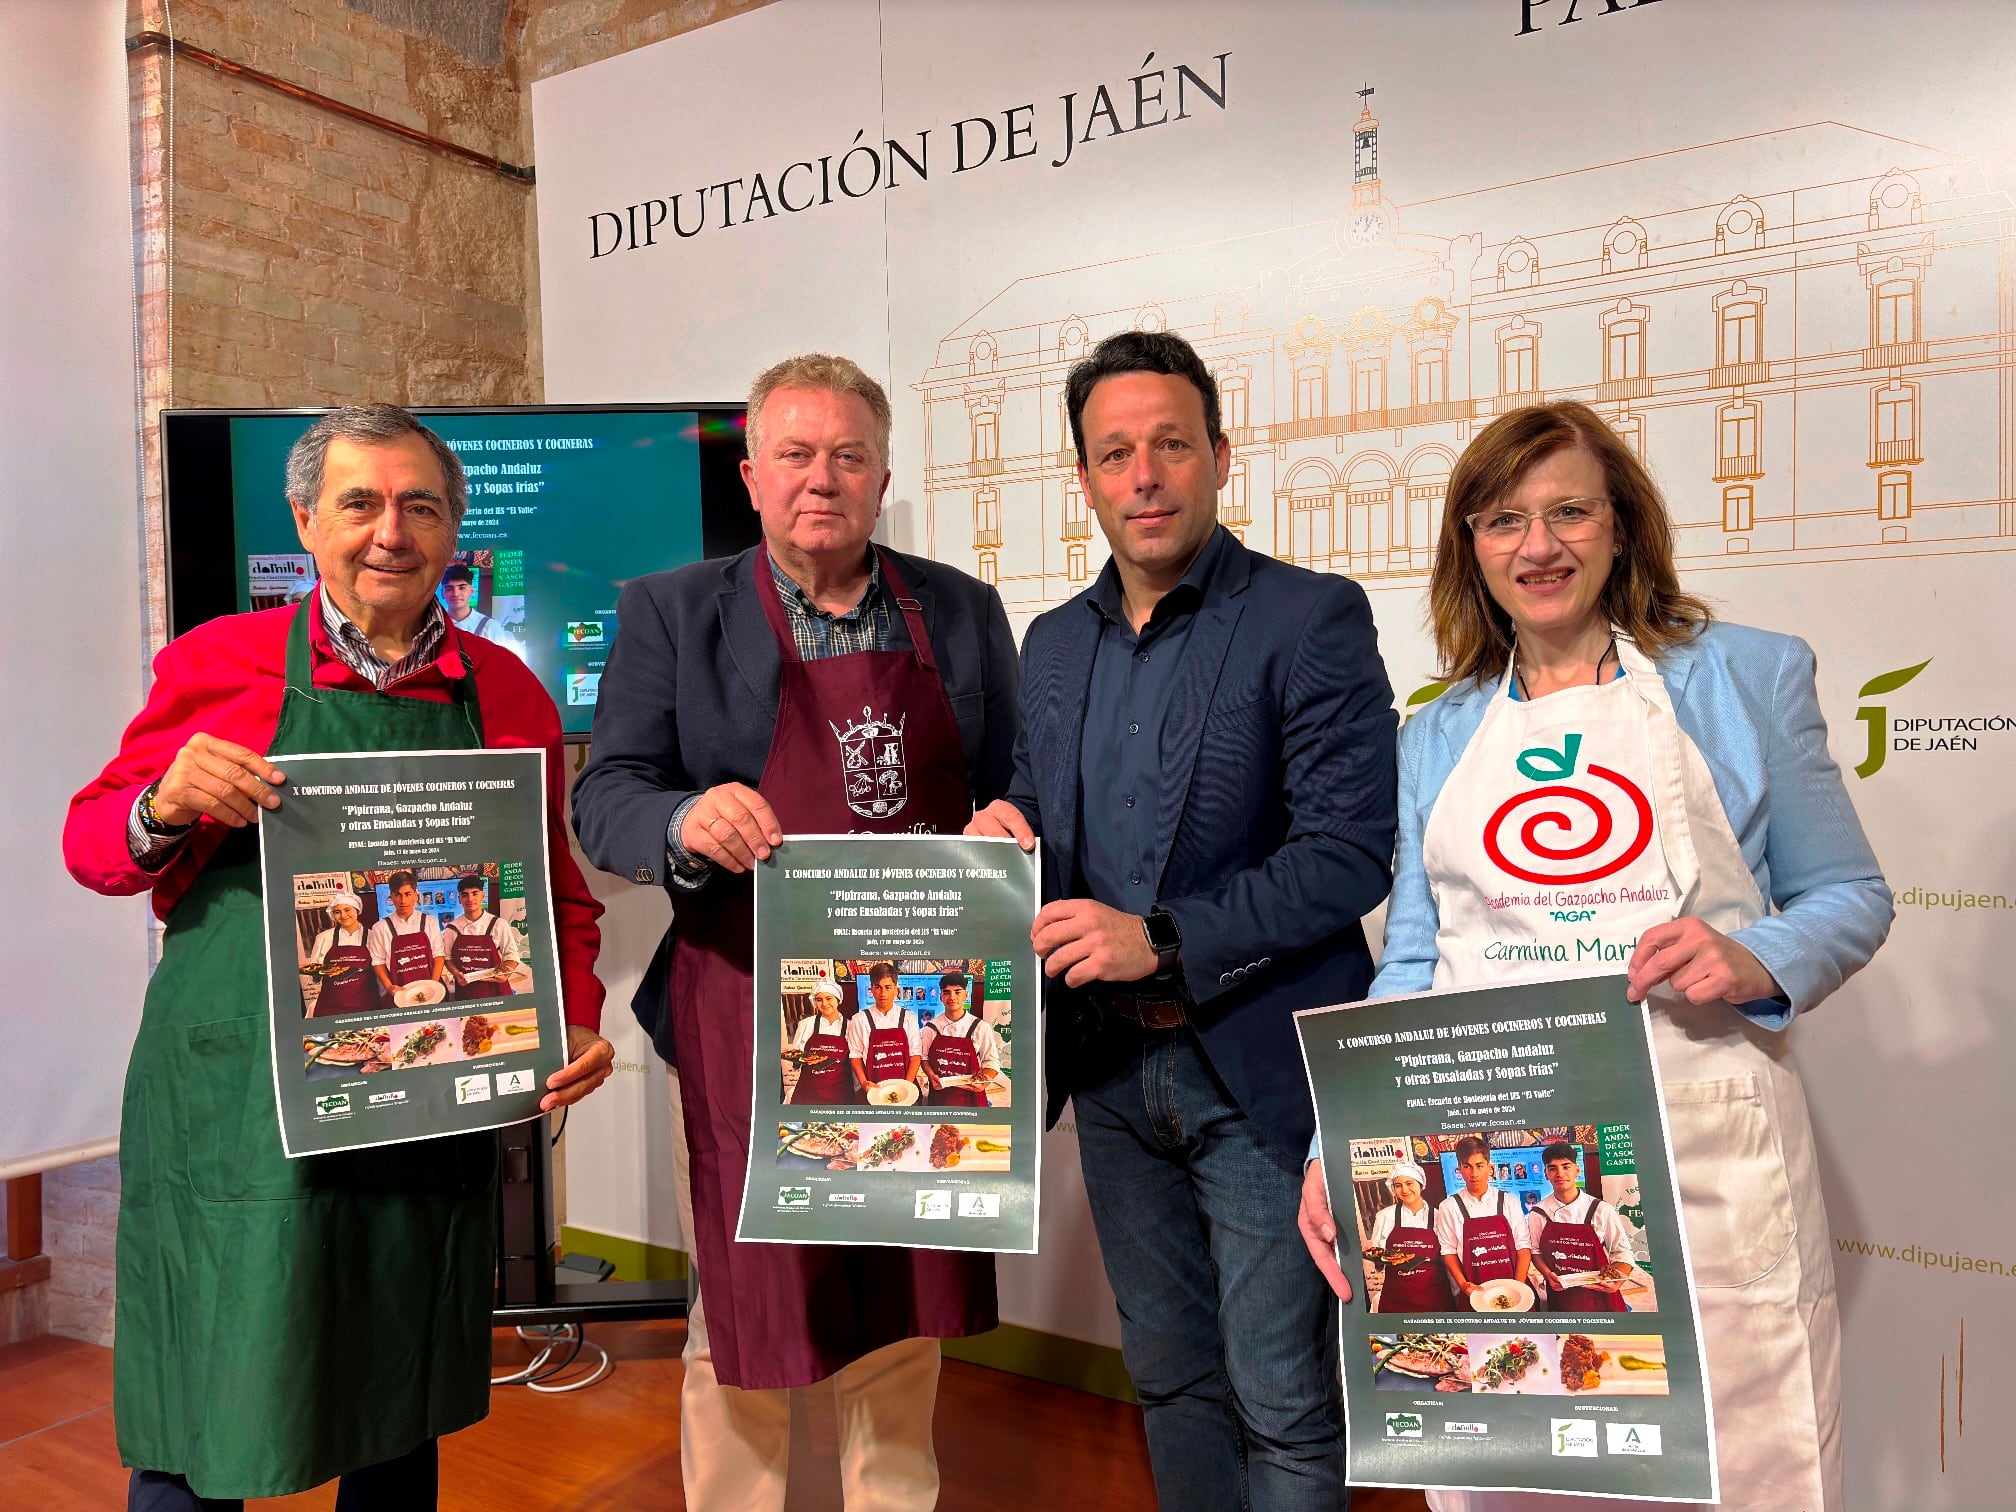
{"left": 160, "top": 402, "right": 758, "bottom": 742}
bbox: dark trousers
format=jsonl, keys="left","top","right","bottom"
{"left": 128, "top": 1438, "right": 439, "bottom": 1511}
{"left": 1072, "top": 1018, "right": 1347, "bottom": 1512}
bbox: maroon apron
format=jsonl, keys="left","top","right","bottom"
{"left": 447, "top": 915, "right": 512, "bottom": 1002}
{"left": 311, "top": 931, "right": 375, "bottom": 1017}
{"left": 788, "top": 1016, "right": 856, "bottom": 1106}
{"left": 383, "top": 916, "right": 436, "bottom": 992}
{"left": 1458, "top": 1189, "right": 1523, "bottom": 1285}
{"left": 1374, "top": 1208, "right": 1454, "bottom": 1313}
{"left": 1538, "top": 1195, "right": 1629, "bottom": 1314}
{"left": 858, "top": 1008, "right": 916, "bottom": 1089}
{"left": 926, "top": 1017, "right": 989, "bottom": 1107}
{"left": 669, "top": 544, "right": 996, "bottom": 1390}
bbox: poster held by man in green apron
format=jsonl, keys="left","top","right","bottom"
{"left": 62, "top": 405, "right": 613, "bottom": 1508}
{"left": 258, "top": 746, "right": 569, "bottom": 1156}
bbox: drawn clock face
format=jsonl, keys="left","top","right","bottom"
{"left": 1348, "top": 205, "right": 1391, "bottom": 247}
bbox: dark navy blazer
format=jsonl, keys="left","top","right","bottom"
{"left": 1007, "top": 529, "right": 1399, "bottom": 1160}
{"left": 571, "top": 546, "right": 1020, "bottom": 1060}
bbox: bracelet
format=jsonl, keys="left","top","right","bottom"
{"left": 139, "top": 781, "right": 195, "bottom": 838}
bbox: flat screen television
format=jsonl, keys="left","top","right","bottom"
{"left": 162, "top": 404, "right": 758, "bottom": 739}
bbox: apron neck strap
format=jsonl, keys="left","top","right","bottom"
{"left": 284, "top": 589, "right": 483, "bottom": 736}
{"left": 753, "top": 542, "right": 939, "bottom": 674}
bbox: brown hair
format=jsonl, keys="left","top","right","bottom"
{"left": 746, "top": 353, "right": 892, "bottom": 467}
{"left": 1428, "top": 401, "right": 1710, "bottom": 685}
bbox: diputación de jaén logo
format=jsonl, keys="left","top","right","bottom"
{"left": 1854, "top": 659, "right": 1931, "bottom": 778}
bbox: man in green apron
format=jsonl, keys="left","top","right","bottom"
{"left": 63, "top": 405, "right": 615, "bottom": 1510}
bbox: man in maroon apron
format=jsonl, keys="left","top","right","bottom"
{"left": 1531, "top": 1139, "right": 1636, "bottom": 1313}
{"left": 572, "top": 354, "right": 1020, "bottom": 1512}
{"left": 306, "top": 890, "right": 376, "bottom": 1017}
{"left": 367, "top": 869, "right": 442, "bottom": 1004}
{"left": 847, "top": 962, "right": 923, "bottom": 1097}
{"left": 786, "top": 980, "right": 856, "bottom": 1105}
{"left": 1434, "top": 1135, "right": 1534, "bottom": 1302}
{"left": 444, "top": 873, "right": 517, "bottom": 1001}
{"left": 922, "top": 970, "right": 998, "bottom": 1107}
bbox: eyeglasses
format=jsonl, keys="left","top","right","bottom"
{"left": 1464, "top": 497, "right": 1612, "bottom": 548}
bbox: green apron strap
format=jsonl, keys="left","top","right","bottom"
{"left": 280, "top": 589, "right": 484, "bottom": 748}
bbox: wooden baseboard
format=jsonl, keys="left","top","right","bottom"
{"left": 0, "top": 1263, "right": 49, "bottom": 1345}
{"left": 558, "top": 1228, "right": 1136, "bottom": 1403}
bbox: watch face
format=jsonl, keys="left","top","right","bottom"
{"left": 1145, "top": 911, "right": 1181, "bottom": 951}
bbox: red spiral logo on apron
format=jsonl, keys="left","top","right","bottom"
{"left": 1483, "top": 766, "right": 1654, "bottom": 885}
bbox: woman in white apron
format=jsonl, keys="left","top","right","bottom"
{"left": 1299, "top": 401, "right": 1892, "bottom": 1511}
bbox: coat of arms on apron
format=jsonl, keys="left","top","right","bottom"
{"left": 832, "top": 705, "right": 910, "bottom": 817}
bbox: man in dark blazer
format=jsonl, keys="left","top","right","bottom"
{"left": 572, "top": 354, "right": 1017, "bottom": 1511}
{"left": 970, "top": 331, "right": 1397, "bottom": 1512}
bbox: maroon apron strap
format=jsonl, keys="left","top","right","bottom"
{"left": 752, "top": 543, "right": 806, "bottom": 666}
{"left": 873, "top": 547, "right": 941, "bottom": 678}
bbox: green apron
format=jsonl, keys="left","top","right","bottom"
{"left": 115, "top": 604, "right": 500, "bottom": 1498}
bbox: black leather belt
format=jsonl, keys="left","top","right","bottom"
{"left": 1093, "top": 984, "right": 1188, "bottom": 1030}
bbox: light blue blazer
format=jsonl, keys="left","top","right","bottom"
{"left": 1371, "top": 620, "right": 1894, "bottom": 1027}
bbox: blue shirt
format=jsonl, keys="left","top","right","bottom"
{"left": 1074, "top": 527, "right": 1232, "bottom": 910}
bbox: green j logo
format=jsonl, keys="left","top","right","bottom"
{"left": 1516, "top": 733, "right": 1583, "bottom": 782}
{"left": 1854, "top": 660, "right": 1931, "bottom": 778}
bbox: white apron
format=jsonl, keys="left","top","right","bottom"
{"left": 1418, "top": 638, "right": 1841, "bottom": 1512}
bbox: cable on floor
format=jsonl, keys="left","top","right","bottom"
{"left": 491, "top": 1323, "right": 612, "bottom": 1394}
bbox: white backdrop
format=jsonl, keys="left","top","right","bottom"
{"left": 0, "top": 0, "right": 151, "bottom": 1171}
{"left": 535, "top": 2, "right": 2016, "bottom": 1496}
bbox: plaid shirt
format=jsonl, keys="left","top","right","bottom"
{"left": 666, "top": 550, "right": 898, "bottom": 883}
{"left": 128, "top": 591, "right": 449, "bottom": 869}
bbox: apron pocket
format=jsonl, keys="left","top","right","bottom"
{"left": 1664, "top": 1073, "right": 1795, "bottom": 1289}
{"left": 185, "top": 1015, "right": 313, "bottom": 1203}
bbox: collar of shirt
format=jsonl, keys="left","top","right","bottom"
{"left": 767, "top": 547, "right": 897, "bottom": 660}
{"left": 1086, "top": 523, "right": 1232, "bottom": 634}
{"left": 318, "top": 586, "right": 449, "bottom": 690}
{"left": 1446, "top": 1188, "right": 1510, "bottom": 1216}
{"left": 1386, "top": 1202, "right": 1433, "bottom": 1227}
{"left": 1537, "top": 1191, "right": 1597, "bottom": 1220}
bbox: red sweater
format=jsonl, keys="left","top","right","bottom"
{"left": 64, "top": 604, "right": 604, "bottom": 1030}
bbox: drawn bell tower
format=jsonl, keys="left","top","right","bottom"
{"left": 1351, "top": 85, "right": 1380, "bottom": 208}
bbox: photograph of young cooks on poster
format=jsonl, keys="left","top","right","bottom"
{"left": 780, "top": 958, "right": 1013, "bottom": 1108}
{"left": 294, "top": 864, "right": 533, "bottom": 1016}
{"left": 1350, "top": 1131, "right": 1653, "bottom": 1315}
{"left": 442, "top": 870, "right": 530, "bottom": 1001}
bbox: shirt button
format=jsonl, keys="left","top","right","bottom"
{"left": 1124, "top": 795, "right": 1136, "bottom": 808}
{"left": 1138, "top": 651, "right": 1150, "bottom": 663}
{"left": 1129, "top": 722, "right": 1140, "bottom": 735}
{"left": 1129, "top": 871, "right": 1142, "bottom": 886}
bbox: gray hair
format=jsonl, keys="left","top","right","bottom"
{"left": 746, "top": 353, "right": 892, "bottom": 467}
{"left": 284, "top": 404, "right": 468, "bottom": 527}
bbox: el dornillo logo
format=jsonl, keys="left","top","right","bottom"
{"left": 1854, "top": 659, "right": 2016, "bottom": 778}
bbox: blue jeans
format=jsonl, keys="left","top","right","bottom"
{"left": 1073, "top": 1021, "right": 1345, "bottom": 1512}
{"left": 128, "top": 1438, "right": 439, "bottom": 1510}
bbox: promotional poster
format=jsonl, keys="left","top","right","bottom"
{"left": 738, "top": 834, "right": 1041, "bottom": 1253}
{"left": 1299, "top": 974, "right": 1714, "bottom": 1502}
{"left": 257, "top": 748, "right": 567, "bottom": 1157}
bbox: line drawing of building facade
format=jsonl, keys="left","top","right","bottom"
{"left": 915, "top": 94, "right": 2016, "bottom": 624}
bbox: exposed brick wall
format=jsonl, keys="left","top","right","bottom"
{"left": 42, "top": 1160, "right": 121, "bottom": 1346}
